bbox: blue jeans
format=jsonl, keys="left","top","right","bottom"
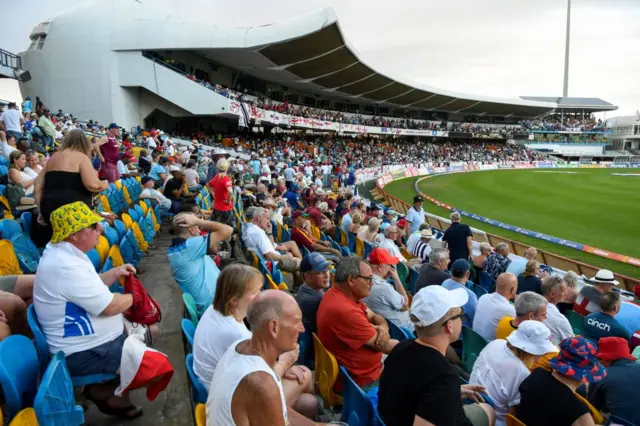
{"left": 41, "top": 134, "right": 54, "bottom": 149}
{"left": 6, "top": 130, "right": 23, "bottom": 141}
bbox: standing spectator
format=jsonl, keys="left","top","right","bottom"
{"left": 207, "top": 290, "right": 318, "bottom": 425}
{"left": 21, "top": 96, "right": 32, "bottom": 114}
{"left": 284, "top": 184, "right": 303, "bottom": 210}
{"left": 415, "top": 247, "right": 451, "bottom": 291}
{"left": 539, "top": 275, "right": 573, "bottom": 345}
{"left": 403, "top": 195, "right": 426, "bottom": 237}
{"left": 167, "top": 213, "right": 233, "bottom": 315}
{"left": 441, "top": 259, "right": 478, "bottom": 328}
{"left": 316, "top": 256, "right": 398, "bottom": 391}
{"left": 35, "top": 96, "right": 44, "bottom": 115}
{"left": 37, "top": 108, "right": 57, "bottom": 150}
{"left": 517, "top": 260, "right": 543, "bottom": 294}
{"left": 516, "top": 337, "right": 605, "bottom": 426}
{"left": 473, "top": 273, "right": 518, "bottom": 341}
{"left": 442, "top": 211, "right": 473, "bottom": 263}
{"left": 583, "top": 292, "right": 631, "bottom": 342}
{"left": 363, "top": 248, "right": 412, "bottom": 331}
{"left": 0, "top": 102, "right": 24, "bottom": 141}
{"left": 470, "top": 321, "right": 556, "bottom": 426}
{"left": 208, "top": 158, "right": 234, "bottom": 228}
{"left": 411, "top": 228, "right": 433, "bottom": 262}
{"left": 484, "top": 243, "right": 511, "bottom": 283}
{"left": 295, "top": 253, "right": 330, "bottom": 334}
{"left": 589, "top": 337, "right": 640, "bottom": 426}
{"left": 574, "top": 269, "right": 618, "bottom": 316}
{"left": 97, "top": 123, "right": 121, "bottom": 183}
{"left": 378, "top": 285, "right": 495, "bottom": 426}
{"left": 250, "top": 153, "right": 262, "bottom": 183}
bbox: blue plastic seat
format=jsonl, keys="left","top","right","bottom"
{"left": 128, "top": 208, "right": 140, "bottom": 222}
{"left": 0, "top": 219, "right": 23, "bottom": 239}
{"left": 297, "top": 331, "right": 314, "bottom": 369}
{"left": 339, "top": 366, "right": 375, "bottom": 426}
{"left": 181, "top": 318, "right": 195, "bottom": 353}
{"left": 103, "top": 224, "right": 120, "bottom": 247}
{"left": 364, "top": 241, "right": 374, "bottom": 259}
{"left": 347, "top": 232, "right": 356, "bottom": 252}
{"left": 282, "top": 228, "right": 291, "bottom": 242}
{"left": 125, "top": 229, "right": 144, "bottom": 262}
{"left": 471, "top": 283, "right": 488, "bottom": 299}
{"left": 87, "top": 248, "right": 102, "bottom": 272}
{"left": 113, "top": 219, "right": 128, "bottom": 241}
{"left": 479, "top": 271, "right": 494, "bottom": 292}
{"left": 0, "top": 335, "right": 39, "bottom": 420}
{"left": 387, "top": 319, "right": 414, "bottom": 341}
{"left": 34, "top": 352, "right": 84, "bottom": 425}
{"left": 183, "top": 293, "right": 199, "bottom": 326}
{"left": 186, "top": 353, "right": 208, "bottom": 403}
{"left": 340, "top": 245, "right": 352, "bottom": 257}
{"left": 119, "top": 234, "right": 137, "bottom": 266}
{"left": 20, "top": 212, "right": 33, "bottom": 236}
{"left": 10, "top": 232, "right": 41, "bottom": 273}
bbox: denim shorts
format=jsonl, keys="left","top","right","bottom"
{"left": 65, "top": 333, "right": 126, "bottom": 377}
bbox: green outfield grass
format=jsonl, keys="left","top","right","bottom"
{"left": 383, "top": 168, "right": 640, "bottom": 279}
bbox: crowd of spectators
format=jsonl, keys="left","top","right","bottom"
{"left": 520, "top": 113, "right": 608, "bottom": 132}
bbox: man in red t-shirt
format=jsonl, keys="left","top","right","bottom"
{"left": 290, "top": 211, "right": 340, "bottom": 260}
{"left": 305, "top": 196, "right": 336, "bottom": 237}
{"left": 98, "top": 123, "right": 121, "bottom": 182}
{"left": 207, "top": 158, "right": 234, "bottom": 227}
{"left": 316, "top": 256, "right": 399, "bottom": 391}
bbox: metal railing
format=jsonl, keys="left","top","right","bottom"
{"left": 0, "top": 49, "right": 22, "bottom": 70}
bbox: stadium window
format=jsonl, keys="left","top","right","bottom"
{"left": 36, "top": 36, "right": 46, "bottom": 50}
{"left": 28, "top": 40, "right": 37, "bottom": 51}
{"left": 378, "top": 107, "right": 389, "bottom": 115}
{"left": 348, "top": 103, "right": 359, "bottom": 112}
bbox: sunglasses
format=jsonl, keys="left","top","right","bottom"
{"left": 356, "top": 274, "right": 373, "bottom": 284}
{"left": 441, "top": 310, "right": 465, "bottom": 326}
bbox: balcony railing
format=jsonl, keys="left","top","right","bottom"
{"left": 0, "top": 49, "right": 21, "bottom": 70}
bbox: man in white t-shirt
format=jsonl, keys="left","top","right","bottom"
{"left": 0, "top": 131, "right": 18, "bottom": 160}
{"left": 33, "top": 201, "right": 156, "bottom": 418}
{"left": 541, "top": 275, "right": 573, "bottom": 345}
{"left": 139, "top": 176, "right": 176, "bottom": 214}
{"left": 473, "top": 273, "right": 518, "bottom": 341}
{"left": 404, "top": 195, "right": 426, "bottom": 237}
{"left": 0, "top": 102, "right": 24, "bottom": 141}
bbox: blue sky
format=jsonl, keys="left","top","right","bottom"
{"left": 4, "top": 0, "right": 639, "bottom": 116}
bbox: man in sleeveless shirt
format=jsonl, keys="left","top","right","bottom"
{"left": 207, "top": 290, "right": 324, "bottom": 426}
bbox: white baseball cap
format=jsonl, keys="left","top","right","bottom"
{"left": 410, "top": 286, "right": 468, "bottom": 327}
{"left": 506, "top": 320, "right": 557, "bottom": 355}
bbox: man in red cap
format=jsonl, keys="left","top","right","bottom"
{"left": 588, "top": 337, "right": 640, "bottom": 425}
{"left": 363, "top": 249, "right": 412, "bottom": 331}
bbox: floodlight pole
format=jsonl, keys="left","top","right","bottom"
{"left": 563, "top": 0, "right": 571, "bottom": 97}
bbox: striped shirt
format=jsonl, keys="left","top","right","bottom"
{"left": 412, "top": 240, "right": 432, "bottom": 262}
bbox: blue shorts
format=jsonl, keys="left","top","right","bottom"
{"left": 65, "top": 333, "right": 126, "bottom": 377}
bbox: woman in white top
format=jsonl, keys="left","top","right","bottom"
{"left": 23, "top": 150, "right": 43, "bottom": 179}
{"left": 470, "top": 320, "right": 556, "bottom": 426}
{"left": 357, "top": 217, "right": 381, "bottom": 244}
{"left": 193, "top": 264, "right": 317, "bottom": 418}
{"left": 8, "top": 151, "right": 35, "bottom": 196}
{"left": 184, "top": 161, "right": 200, "bottom": 190}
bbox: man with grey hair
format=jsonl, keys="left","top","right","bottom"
{"left": 541, "top": 275, "right": 574, "bottom": 345}
{"left": 495, "top": 291, "right": 548, "bottom": 340}
{"left": 316, "top": 256, "right": 399, "bottom": 391}
{"left": 416, "top": 247, "right": 451, "bottom": 292}
{"left": 442, "top": 211, "right": 473, "bottom": 263}
{"left": 168, "top": 213, "right": 233, "bottom": 315}
{"left": 242, "top": 206, "right": 302, "bottom": 274}
{"left": 483, "top": 243, "right": 512, "bottom": 283}
{"left": 207, "top": 290, "right": 320, "bottom": 426}
{"left": 377, "top": 225, "right": 407, "bottom": 263}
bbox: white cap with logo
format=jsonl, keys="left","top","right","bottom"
{"left": 506, "top": 320, "right": 557, "bottom": 355}
{"left": 410, "top": 286, "right": 468, "bottom": 327}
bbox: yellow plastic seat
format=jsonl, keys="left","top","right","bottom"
{"left": 575, "top": 394, "right": 604, "bottom": 424}
{"left": 131, "top": 222, "right": 149, "bottom": 252}
{"left": 266, "top": 274, "right": 288, "bottom": 291}
{"left": 122, "top": 186, "right": 132, "bottom": 205}
{"left": 135, "top": 176, "right": 141, "bottom": 182}
{"left": 0, "top": 240, "right": 23, "bottom": 276}
{"left": 355, "top": 238, "right": 364, "bottom": 257}
{"left": 121, "top": 213, "right": 133, "bottom": 230}
{"left": 138, "top": 201, "right": 148, "bottom": 216}
{"left": 195, "top": 403, "right": 206, "bottom": 426}
{"left": 96, "top": 235, "right": 110, "bottom": 265}
{"left": 100, "top": 194, "right": 112, "bottom": 213}
{"left": 108, "top": 245, "right": 126, "bottom": 285}
{"left": 340, "top": 229, "right": 348, "bottom": 247}
{"left": 9, "top": 407, "right": 38, "bottom": 426}
{"left": 247, "top": 251, "right": 260, "bottom": 269}
{"left": 310, "top": 225, "right": 321, "bottom": 240}
{"left": 114, "top": 180, "right": 123, "bottom": 189}
{"left": 312, "top": 332, "right": 343, "bottom": 408}
{"left": 0, "top": 196, "right": 14, "bottom": 219}
{"left": 150, "top": 209, "right": 160, "bottom": 232}
{"left": 505, "top": 414, "right": 526, "bottom": 426}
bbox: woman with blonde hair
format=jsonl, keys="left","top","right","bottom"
{"left": 517, "top": 259, "right": 543, "bottom": 295}
{"left": 192, "top": 263, "right": 318, "bottom": 418}
{"left": 357, "top": 217, "right": 381, "bottom": 244}
{"left": 34, "top": 129, "right": 109, "bottom": 226}
{"left": 348, "top": 211, "right": 364, "bottom": 234}
{"left": 207, "top": 157, "right": 234, "bottom": 227}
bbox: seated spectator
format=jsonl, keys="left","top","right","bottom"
{"left": 316, "top": 256, "right": 398, "bottom": 391}
{"left": 496, "top": 291, "right": 548, "bottom": 340}
{"left": 8, "top": 150, "right": 36, "bottom": 197}
{"left": 472, "top": 242, "right": 492, "bottom": 281}
{"left": 516, "top": 336, "right": 605, "bottom": 426}
{"left": 164, "top": 170, "right": 194, "bottom": 202}
{"left": 473, "top": 273, "right": 517, "bottom": 341}
{"left": 284, "top": 184, "right": 303, "bottom": 210}
{"left": 558, "top": 270, "right": 580, "bottom": 315}
{"left": 34, "top": 201, "right": 157, "bottom": 419}
{"left": 378, "top": 225, "right": 407, "bottom": 262}
{"left": 416, "top": 247, "right": 451, "bottom": 291}
{"left": 406, "top": 223, "right": 429, "bottom": 254}
{"left": 411, "top": 228, "right": 433, "bottom": 262}
{"left": 193, "top": 264, "right": 263, "bottom": 389}
{"left": 140, "top": 176, "right": 179, "bottom": 214}
{"left": 116, "top": 155, "right": 138, "bottom": 178}
{"left": 0, "top": 275, "right": 35, "bottom": 341}
{"left": 484, "top": 243, "right": 511, "bottom": 283}
{"left": 442, "top": 211, "right": 473, "bottom": 263}
{"left": 363, "top": 248, "right": 412, "bottom": 331}
{"left": 348, "top": 211, "right": 364, "bottom": 234}
{"left": 441, "top": 259, "right": 478, "bottom": 328}
{"left": 167, "top": 213, "right": 233, "bottom": 315}
{"left": 517, "top": 260, "right": 543, "bottom": 295}
{"left": 242, "top": 207, "right": 301, "bottom": 274}
{"left": 382, "top": 208, "right": 398, "bottom": 226}
{"left": 584, "top": 292, "right": 631, "bottom": 342}
{"left": 507, "top": 247, "right": 539, "bottom": 276}
{"left": 207, "top": 290, "right": 318, "bottom": 425}
{"left": 295, "top": 253, "right": 331, "bottom": 334}
{"left": 0, "top": 131, "right": 18, "bottom": 160}
{"left": 574, "top": 269, "right": 618, "bottom": 316}
{"left": 149, "top": 156, "right": 169, "bottom": 187}
{"left": 470, "top": 321, "right": 556, "bottom": 426}
{"left": 378, "top": 285, "right": 495, "bottom": 426}
{"left": 589, "top": 337, "right": 640, "bottom": 426}
{"left": 290, "top": 210, "right": 341, "bottom": 260}
{"left": 340, "top": 202, "right": 358, "bottom": 232}
{"left": 541, "top": 275, "right": 574, "bottom": 345}
{"left": 137, "top": 149, "right": 151, "bottom": 174}
{"left": 357, "top": 217, "right": 381, "bottom": 244}
{"left": 23, "top": 150, "right": 43, "bottom": 178}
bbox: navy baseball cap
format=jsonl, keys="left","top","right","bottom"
{"left": 300, "top": 252, "right": 330, "bottom": 273}
{"left": 141, "top": 176, "right": 154, "bottom": 185}
{"left": 108, "top": 123, "right": 119, "bottom": 129}
{"left": 451, "top": 258, "right": 470, "bottom": 278}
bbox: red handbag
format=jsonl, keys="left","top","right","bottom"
{"left": 123, "top": 274, "right": 161, "bottom": 325}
